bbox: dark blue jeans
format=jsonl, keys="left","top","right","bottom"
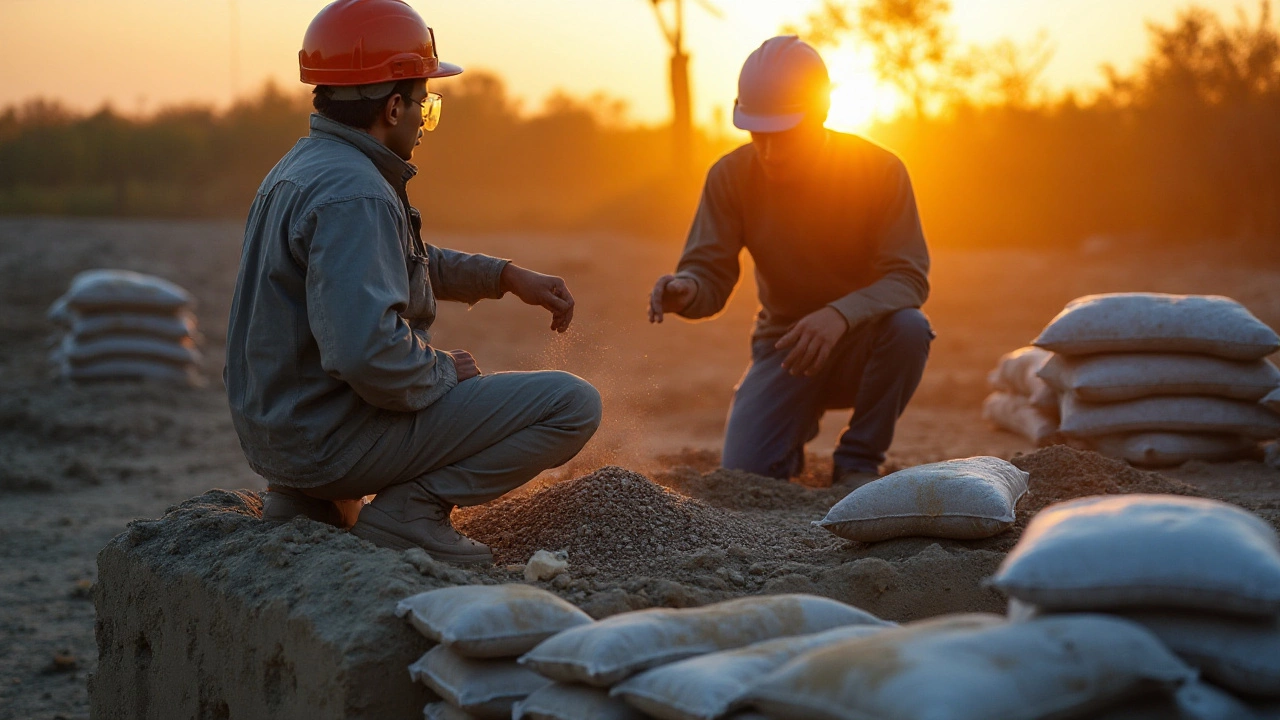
{"left": 721, "top": 308, "right": 933, "bottom": 478}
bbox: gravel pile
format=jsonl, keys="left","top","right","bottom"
{"left": 455, "top": 466, "right": 805, "bottom": 571}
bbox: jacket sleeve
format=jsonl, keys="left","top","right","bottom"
{"left": 828, "top": 159, "right": 931, "bottom": 330}
{"left": 672, "top": 163, "right": 745, "bottom": 320}
{"left": 302, "top": 197, "right": 458, "bottom": 412}
{"left": 426, "top": 244, "right": 509, "bottom": 305}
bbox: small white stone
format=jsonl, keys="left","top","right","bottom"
{"left": 524, "top": 549, "right": 569, "bottom": 582}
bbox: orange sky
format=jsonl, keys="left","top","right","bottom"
{"left": 0, "top": 0, "right": 1257, "bottom": 131}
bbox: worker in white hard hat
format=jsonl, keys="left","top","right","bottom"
{"left": 648, "top": 36, "right": 932, "bottom": 487}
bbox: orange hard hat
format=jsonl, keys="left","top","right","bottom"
{"left": 299, "top": 0, "right": 463, "bottom": 86}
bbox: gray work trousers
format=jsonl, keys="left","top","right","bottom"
{"left": 302, "top": 370, "right": 602, "bottom": 506}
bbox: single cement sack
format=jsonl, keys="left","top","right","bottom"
{"left": 988, "top": 346, "right": 1054, "bottom": 396}
{"left": 1265, "top": 387, "right": 1280, "bottom": 414}
{"left": 745, "top": 614, "right": 1203, "bottom": 720}
{"left": 397, "top": 584, "right": 594, "bottom": 659}
{"left": 816, "top": 457, "right": 1029, "bottom": 542}
{"left": 611, "top": 624, "right": 888, "bottom": 720}
{"left": 1120, "top": 611, "right": 1280, "bottom": 698}
{"left": 982, "top": 391, "right": 1059, "bottom": 444}
{"left": 1088, "top": 432, "right": 1258, "bottom": 467}
{"left": 423, "top": 702, "right": 478, "bottom": 720}
{"left": 1033, "top": 293, "right": 1280, "bottom": 360}
{"left": 70, "top": 311, "right": 198, "bottom": 342}
{"left": 519, "top": 594, "right": 887, "bottom": 687}
{"left": 990, "top": 494, "right": 1280, "bottom": 615}
{"left": 58, "top": 358, "right": 204, "bottom": 386}
{"left": 60, "top": 269, "right": 194, "bottom": 313}
{"left": 409, "top": 645, "right": 551, "bottom": 720}
{"left": 513, "top": 683, "right": 647, "bottom": 720}
{"left": 1058, "top": 394, "right": 1280, "bottom": 439}
{"left": 60, "top": 334, "right": 202, "bottom": 367}
{"left": 1039, "top": 352, "right": 1280, "bottom": 402}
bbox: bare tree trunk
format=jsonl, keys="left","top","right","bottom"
{"left": 670, "top": 50, "right": 693, "bottom": 174}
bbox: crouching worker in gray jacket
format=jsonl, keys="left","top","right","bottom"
{"left": 224, "top": 2, "right": 601, "bottom": 565}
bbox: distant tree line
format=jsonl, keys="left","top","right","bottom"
{"left": 0, "top": 3, "right": 1277, "bottom": 253}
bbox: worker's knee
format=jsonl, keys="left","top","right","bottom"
{"left": 877, "top": 308, "right": 934, "bottom": 358}
{"left": 548, "top": 371, "right": 603, "bottom": 432}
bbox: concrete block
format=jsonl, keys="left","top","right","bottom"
{"left": 91, "top": 489, "right": 478, "bottom": 719}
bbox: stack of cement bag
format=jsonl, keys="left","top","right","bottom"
{"left": 47, "top": 269, "right": 204, "bottom": 386}
{"left": 1031, "top": 293, "right": 1280, "bottom": 466}
{"left": 982, "top": 347, "right": 1060, "bottom": 444}
{"left": 990, "top": 493, "right": 1280, "bottom": 717}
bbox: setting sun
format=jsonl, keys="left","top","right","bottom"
{"left": 823, "top": 45, "right": 901, "bottom": 132}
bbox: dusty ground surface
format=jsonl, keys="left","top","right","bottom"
{"left": 0, "top": 216, "right": 1278, "bottom": 718}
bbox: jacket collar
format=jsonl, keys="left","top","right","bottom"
{"left": 308, "top": 113, "right": 417, "bottom": 192}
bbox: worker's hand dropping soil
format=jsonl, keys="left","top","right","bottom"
{"left": 775, "top": 306, "right": 850, "bottom": 376}
{"left": 647, "top": 274, "right": 696, "bottom": 323}
{"left": 501, "top": 264, "right": 576, "bottom": 333}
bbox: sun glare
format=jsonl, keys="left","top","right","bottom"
{"left": 823, "top": 46, "right": 900, "bottom": 133}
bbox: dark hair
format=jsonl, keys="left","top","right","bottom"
{"left": 312, "top": 79, "right": 419, "bottom": 129}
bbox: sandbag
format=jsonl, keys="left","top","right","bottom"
{"left": 1088, "top": 432, "right": 1258, "bottom": 467}
{"left": 58, "top": 358, "right": 204, "bottom": 387}
{"left": 59, "top": 335, "right": 202, "bottom": 367}
{"left": 1058, "top": 393, "right": 1280, "bottom": 439}
{"left": 1039, "top": 352, "right": 1280, "bottom": 402}
{"left": 816, "top": 457, "right": 1028, "bottom": 542}
{"left": 59, "top": 269, "right": 194, "bottom": 312}
{"left": 519, "top": 594, "right": 887, "bottom": 687}
{"left": 990, "top": 494, "right": 1280, "bottom": 615}
{"left": 70, "top": 311, "right": 198, "bottom": 342}
{"left": 409, "top": 645, "right": 551, "bottom": 720}
{"left": 982, "top": 392, "right": 1058, "bottom": 444}
{"left": 423, "top": 702, "right": 478, "bottom": 720}
{"left": 397, "top": 584, "right": 594, "bottom": 659}
{"left": 988, "top": 346, "right": 1054, "bottom": 396}
{"left": 745, "top": 614, "right": 1203, "bottom": 720}
{"left": 513, "top": 683, "right": 647, "bottom": 720}
{"left": 1265, "top": 387, "right": 1280, "bottom": 414}
{"left": 1033, "top": 293, "right": 1280, "bottom": 360}
{"left": 611, "top": 624, "right": 888, "bottom": 720}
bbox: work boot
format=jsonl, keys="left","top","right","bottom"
{"left": 832, "top": 467, "right": 880, "bottom": 490}
{"left": 262, "top": 486, "right": 363, "bottom": 529}
{"left": 349, "top": 481, "right": 493, "bottom": 566}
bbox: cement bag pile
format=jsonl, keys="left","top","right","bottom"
{"left": 992, "top": 493, "right": 1280, "bottom": 708}
{"left": 983, "top": 347, "right": 1060, "bottom": 444}
{"left": 398, "top": 584, "right": 593, "bottom": 719}
{"left": 815, "top": 456, "right": 1029, "bottom": 542}
{"left": 1033, "top": 293, "right": 1280, "bottom": 467}
{"left": 740, "top": 612, "right": 1257, "bottom": 720}
{"left": 47, "top": 269, "right": 204, "bottom": 386}
{"left": 513, "top": 594, "right": 890, "bottom": 720}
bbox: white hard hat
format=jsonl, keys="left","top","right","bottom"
{"left": 733, "top": 36, "right": 830, "bottom": 133}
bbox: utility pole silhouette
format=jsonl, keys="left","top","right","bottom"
{"left": 647, "top": 0, "right": 721, "bottom": 175}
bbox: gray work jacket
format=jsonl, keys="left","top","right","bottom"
{"left": 225, "top": 114, "right": 508, "bottom": 487}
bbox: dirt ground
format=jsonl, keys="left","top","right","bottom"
{"left": 1, "top": 216, "right": 1278, "bottom": 719}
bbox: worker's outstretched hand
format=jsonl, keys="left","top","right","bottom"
{"left": 500, "top": 263, "right": 575, "bottom": 333}
{"left": 448, "top": 349, "right": 481, "bottom": 382}
{"left": 775, "top": 307, "right": 849, "bottom": 377}
{"left": 648, "top": 274, "right": 696, "bottom": 323}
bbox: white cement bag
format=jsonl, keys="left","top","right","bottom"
{"left": 513, "top": 683, "right": 647, "bottom": 720}
{"left": 611, "top": 624, "right": 888, "bottom": 720}
{"left": 1119, "top": 611, "right": 1280, "bottom": 698}
{"left": 1088, "top": 432, "right": 1258, "bottom": 467}
{"left": 1033, "top": 293, "right": 1280, "bottom": 360}
{"left": 1039, "top": 352, "right": 1280, "bottom": 402}
{"left": 745, "top": 614, "right": 1203, "bottom": 720}
{"left": 1059, "top": 393, "right": 1280, "bottom": 439}
{"left": 70, "top": 311, "right": 198, "bottom": 342}
{"left": 58, "top": 358, "right": 204, "bottom": 386}
{"left": 60, "top": 269, "right": 194, "bottom": 312}
{"left": 60, "top": 335, "right": 202, "bottom": 367}
{"left": 409, "top": 645, "right": 551, "bottom": 720}
{"left": 982, "top": 391, "right": 1059, "bottom": 444}
{"left": 397, "top": 584, "right": 594, "bottom": 659}
{"left": 990, "top": 494, "right": 1280, "bottom": 615}
{"left": 519, "top": 594, "right": 887, "bottom": 687}
{"left": 988, "top": 346, "right": 1054, "bottom": 396}
{"left": 816, "top": 457, "right": 1029, "bottom": 542}
{"left": 1265, "top": 387, "right": 1280, "bottom": 414}
{"left": 423, "top": 702, "right": 478, "bottom": 720}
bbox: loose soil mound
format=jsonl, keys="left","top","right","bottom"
{"left": 1012, "top": 445, "right": 1204, "bottom": 520}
